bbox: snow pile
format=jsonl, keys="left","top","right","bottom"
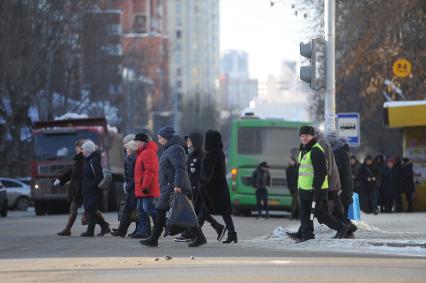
{"left": 55, "top": 113, "right": 89, "bottom": 120}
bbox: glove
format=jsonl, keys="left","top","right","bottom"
{"left": 142, "top": 188, "right": 150, "bottom": 194}
{"left": 53, "top": 179, "right": 60, "bottom": 186}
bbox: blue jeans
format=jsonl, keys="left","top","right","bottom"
{"left": 135, "top": 198, "right": 157, "bottom": 236}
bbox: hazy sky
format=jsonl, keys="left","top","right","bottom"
{"left": 220, "top": 0, "right": 312, "bottom": 80}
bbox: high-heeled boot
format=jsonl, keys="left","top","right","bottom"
{"left": 222, "top": 232, "right": 238, "bottom": 244}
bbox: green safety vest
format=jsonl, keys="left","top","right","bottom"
{"left": 298, "top": 143, "right": 329, "bottom": 190}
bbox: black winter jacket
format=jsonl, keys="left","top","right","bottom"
{"left": 359, "top": 163, "right": 379, "bottom": 192}
{"left": 298, "top": 138, "right": 328, "bottom": 201}
{"left": 156, "top": 135, "right": 192, "bottom": 210}
{"left": 59, "top": 152, "right": 84, "bottom": 204}
{"left": 252, "top": 165, "right": 271, "bottom": 189}
{"left": 331, "top": 139, "right": 353, "bottom": 204}
{"left": 285, "top": 164, "right": 298, "bottom": 194}
{"left": 186, "top": 132, "right": 204, "bottom": 191}
{"left": 400, "top": 162, "right": 415, "bottom": 193}
{"left": 380, "top": 166, "right": 400, "bottom": 197}
{"left": 81, "top": 151, "right": 103, "bottom": 210}
{"left": 124, "top": 153, "right": 137, "bottom": 209}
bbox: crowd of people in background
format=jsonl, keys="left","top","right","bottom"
{"left": 54, "top": 126, "right": 237, "bottom": 248}
{"left": 351, "top": 154, "right": 416, "bottom": 215}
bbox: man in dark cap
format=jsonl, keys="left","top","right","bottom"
{"left": 287, "top": 125, "right": 350, "bottom": 243}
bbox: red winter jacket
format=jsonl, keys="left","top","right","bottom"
{"left": 134, "top": 141, "right": 160, "bottom": 198}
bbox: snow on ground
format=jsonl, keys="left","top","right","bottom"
{"left": 241, "top": 213, "right": 426, "bottom": 257}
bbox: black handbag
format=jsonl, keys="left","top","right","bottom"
{"left": 164, "top": 192, "right": 199, "bottom": 237}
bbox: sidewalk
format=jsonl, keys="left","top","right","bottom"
{"left": 242, "top": 212, "right": 426, "bottom": 257}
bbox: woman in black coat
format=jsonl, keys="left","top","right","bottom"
{"left": 54, "top": 139, "right": 85, "bottom": 236}
{"left": 400, "top": 158, "right": 415, "bottom": 212}
{"left": 199, "top": 130, "right": 237, "bottom": 244}
{"left": 80, "top": 140, "right": 110, "bottom": 237}
{"left": 380, "top": 159, "right": 400, "bottom": 213}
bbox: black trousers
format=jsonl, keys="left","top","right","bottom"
{"left": 255, "top": 188, "right": 269, "bottom": 217}
{"left": 290, "top": 191, "right": 300, "bottom": 219}
{"left": 329, "top": 191, "right": 350, "bottom": 225}
{"left": 300, "top": 199, "right": 343, "bottom": 239}
{"left": 198, "top": 209, "right": 235, "bottom": 233}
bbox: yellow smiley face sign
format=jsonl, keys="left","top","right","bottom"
{"left": 393, "top": 59, "right": 412, "bottom": 78}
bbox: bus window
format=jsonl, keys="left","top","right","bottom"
{"left": 237, "top": 127, "right": 298, "bottom": 157}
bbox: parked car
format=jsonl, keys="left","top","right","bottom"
{"left": 17, "top": 177, "right": 31, "bottom": 186}
{"left": 0, "top": 181, "right": 7, "bottom": 217}
{"left": 0, "top": 178, "right": 31, "bottom": 211}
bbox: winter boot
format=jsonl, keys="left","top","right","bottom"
{"left": 223, "top": 232, "right": 238, "bottom": 244}
{"left": 211, "top": 222, "right": 226, "bottom": 242}
{"left": 95, "top": 212, "right": 111, "bottom": 236}
{"left": 140, "top": 225, "right": 163, "bottom": 247}
{"left": 111, "top": 210, "right": 131, "bottom": 237}
{"left": 81, "top": 211, "right": 96, "bottom": 237}
{"left": 286, "top": 231, "right": 302, "bottom": 241}
{"left": 334, "top": 223, "right": 351, "bottom": 239}
{"left": 57, "top": 214, "right": 77, "bottom": 236}
{"left": 188, "top": 227, "right": 207, "bottom": 247}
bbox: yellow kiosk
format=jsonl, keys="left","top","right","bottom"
{"left": 384, "top": 101, "right": 426, "bottom": 210}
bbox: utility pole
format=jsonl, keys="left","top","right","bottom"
{"left": 324, "top": 0, "right": 336, "bottom": 134}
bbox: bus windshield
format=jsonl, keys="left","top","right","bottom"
{"left": 237, "top": 127, "right": 299, "bottom": 158}
{"left": 33, "top": 130, "right": 99, "bottom": 161}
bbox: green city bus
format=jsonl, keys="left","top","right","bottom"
{"left": 227, "top": 114, "right": 307, "bottom": 215}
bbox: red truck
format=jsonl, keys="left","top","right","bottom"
{"left": 31, "top": 117, "right": 124, "bottom": 215}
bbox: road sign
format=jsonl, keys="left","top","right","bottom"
{"left": 393, "top": 59, "right": 412, "bottom": 78}
{"left": 336, "top": 112, "right": 360, "bottom": 147}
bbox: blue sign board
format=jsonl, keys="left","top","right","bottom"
{"left": 336, "top": 112, "right": 360, "bottom": 147}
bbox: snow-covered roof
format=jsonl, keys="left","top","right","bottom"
{"left": 384, "top": 100, "right": 426, "bottom": 108}
{"left": 55, "top": 113, "right": 89, "bottom": 120}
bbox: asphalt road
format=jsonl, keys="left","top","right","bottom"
{"left": 1, "top": 210, "right": 425, "bottom": 282}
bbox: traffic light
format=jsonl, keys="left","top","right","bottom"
{"left": 299, "top": 37, "right": 326, "bottom": 90}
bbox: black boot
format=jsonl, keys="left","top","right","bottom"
{"left": 188, "top": 227, "right": 207, "bottom": 247}
{"left": 286, "top": 231, "right": 302, "bottom": 241}
{"left": 81, "top": 211, "right": 96, "bottom": 237}
{"left": 223, "top": 232, "right": 238, "bottom": 244}
{"left": 111, "top": 210, "right": 131, "bottom": 237}
{"left": 57, "top": 214, "right": 77, "bottom": 236}
{"left": 140, "top": 225, "right": 163, "bottom": 247}
{"left": 211, "top": 222, "right": 226, "bottom": 242}
{"left": 334, "top": 223, "right": 351, "bottom": 239}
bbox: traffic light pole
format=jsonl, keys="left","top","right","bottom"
{"left": 324, "top": 0, "right": 336, "bottom": 134}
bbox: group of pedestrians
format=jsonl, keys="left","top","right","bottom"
{"left": 55, "top": 126, "right": 237, "bottom": 248}
{"left": 55, "top": 139, "right": 110, "bottom": 237}
{"left": 351, "top": 155, "right": 416, "bottom": 214}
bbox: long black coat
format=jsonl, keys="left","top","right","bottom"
{"left": 332, "top": 140, "right": 353, "bottom": 204}
{"left": 81, "top": 152, "right": 103, "bottom": 211}
{"left": 186, "top": 132, "right": 204, "bottom": 213}
{"left": 359, "top": 163, "right": 379, "bottom": 192}
{"left": 380, "top": 166, "right": 400, "bottom": 197}
{"left": 156, "top": 135, "right": 192, "bottom": 210}
{"left": 199, "top": 130, "right": 232, "bottom": 215}
{"left": 59, "top": 152, "right": 84, "bottom": 204}
{"left": 124, "top": 153, "right": 137, "bottom": 209}
{"left": 400, "top": 162, "right": 415, "bottom": 193}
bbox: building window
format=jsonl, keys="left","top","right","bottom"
{"left": 177, "top": 68, "right": 182, "bottom": 76}
{"left": 107, "top": 24, "right": 122, "bottom": 35}
{"left": 176, "top": 30, "right": 182, "bottom": 39}
{"left": 176, "top": 80, "right": 182, "bottom": 88}
{"left": 101, "top": 43, "right": 122, "bottom": 55}
{"left": 133, "top": 15, "right": 147, "bottom": 33}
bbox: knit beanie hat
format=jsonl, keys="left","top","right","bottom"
{"left": 326, "top": 131, "right": 338, "bottom": 144}
{"left": 126, "top": 140, "right": 138, "bottom": 152}
{"left": 299, "top": 125, "right": 315, "bottom": 136}
{"left": 82, "top": 140, "right": 96, "bottom": 154}
{"left": 134, "top": 132, "right": 149, "bottom": 143}
{"left": 123, "top": 134, "right": 136, "bottom": 144}
{"left": 157, "top": 126, "right": 175, "bottom": 140}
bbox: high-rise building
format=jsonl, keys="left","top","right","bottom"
{"left": 220, "top": 50, "right": 258, "bottom": 113}
{"left": 112, "top": 0, "right": 169, "bottom": 132}
{"left": 167, "top": 0, "right": 220, "bottom": 107}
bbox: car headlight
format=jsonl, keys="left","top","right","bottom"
{"left": 34, "top": 184, "right": 40, "bottom": 190}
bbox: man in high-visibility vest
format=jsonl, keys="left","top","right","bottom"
{"left": 290, "top": 125, "right": 350, "bottom": 243}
